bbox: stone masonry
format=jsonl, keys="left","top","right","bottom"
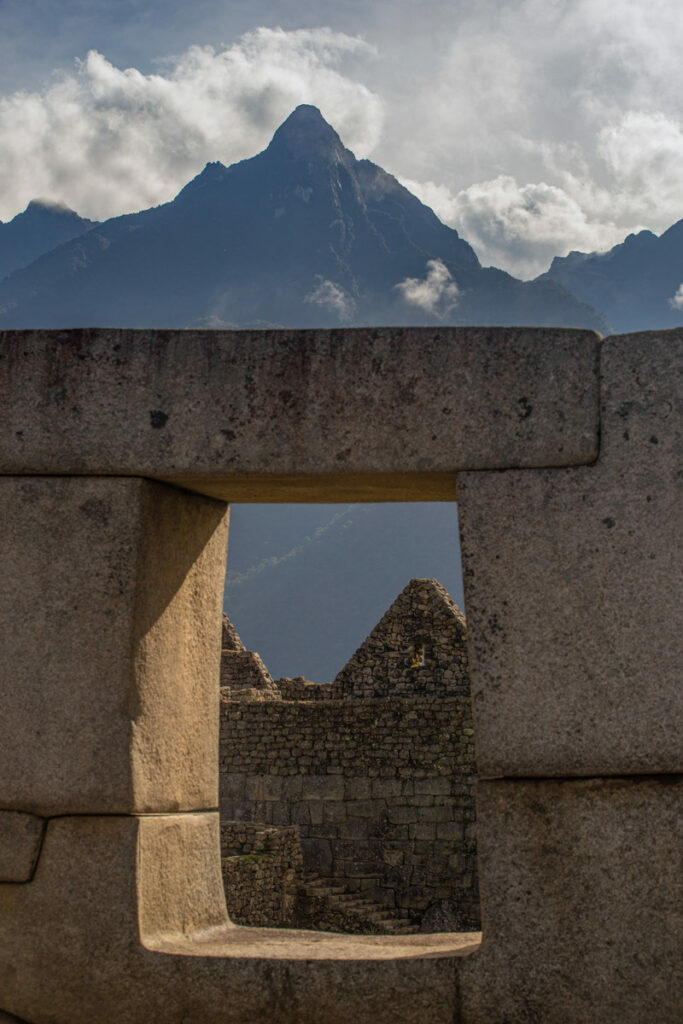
{"left": 219, "top": 579, "right": 480, "bottom": 931}
{"left": 332, "top": 578, "right": 469, "bottom": 698}
{"left": 220, "top": 820, "right": 302, "bottom": 927}
{"left": 0, "top": 326, "right": 679, "bottom": 1024}
{"left": 219, "top": 613, "right": 279, "bottom": 698}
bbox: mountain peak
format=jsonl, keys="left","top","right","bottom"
{"left": 267, "top": 105, "right": 348, "bottom": 162}
{"left": 25, "top": 198, "right": 74, "bottom": 215}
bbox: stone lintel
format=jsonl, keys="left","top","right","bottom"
{"left": 0, "top": 327, "right": 600, "bottom": 492}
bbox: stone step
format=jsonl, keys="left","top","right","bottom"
{"left": 299, "top": 873, "right": 421, "bottom": 935}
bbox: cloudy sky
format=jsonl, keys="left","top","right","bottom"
{"left": 1, "top": 0, "right": 681, "bottom": 277}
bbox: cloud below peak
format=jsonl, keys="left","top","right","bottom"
{"left": 670, "top": 284, "right": 683, "bottom": 311}
{"left": 305, "top": 277, "right": 356, "bottom": 321}
{"left": 396, "top": 260, "right": 460, "bottom": 316}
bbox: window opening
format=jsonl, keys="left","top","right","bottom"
{"left": 218, "top": 501, "right": 479, "bottom": 936}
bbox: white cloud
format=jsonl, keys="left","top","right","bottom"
{"left": 305, "top": 277, "right": 355, "bottom": 320}
{"left": 1, "top": 2, "right": 683, "bottom": 277}
{"left": 670, "top": 284, "right": 683, "bottom": 311}
{"left": 377, "top": 0, "right": 683, "bottom": 276}
{"left": 0, "top": 27, "right": 383, "bottom": 222}
{"left": 396, "top": 260, "right": 460, "bottom": 316}
{"left": 403, "top": 174, "right": 630, "bottom": 278}
{"left": 598, "top": 111, "right": 683, "bottom": 215}
{"left": 402, "top": 103, "right": 683, "bottom": 278}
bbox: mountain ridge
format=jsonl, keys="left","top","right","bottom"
{"left": 0, "top": 105, "right": 607, "bottom": 333}
{"left": 0, "top": 199, "right": 97, "bottom": 282}
{"left": 538, "top": 218, "right": 683, "bottom": 333}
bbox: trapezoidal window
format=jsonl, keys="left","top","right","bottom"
{"left": 217, "top": 500, "right": 480, "bottom": 936}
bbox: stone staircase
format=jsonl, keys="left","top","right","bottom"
{"left": 298, "top": 874, "right": 420, "bottom": 936}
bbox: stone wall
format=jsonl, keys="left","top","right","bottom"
{"left": 219, "top": 695, "right": 479, "bottom": 929}
{"left": 275, "top": 676, "right": 332, "bottom": 701}
{"left": 6, "top": 327, "right": 678, "bottom": 1023}
{"left": 332, "top": 579, "right": 469, "bottom": 699}
{"left": 220, "top": 820, "right": 302, "bottom": 927}
{"left": 219, "top": 614, "right": 279, "bottom": 698}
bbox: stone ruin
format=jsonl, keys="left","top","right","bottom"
{"left": 219, "top": 613, "right": 279, "bottom": 699}
{"left": 332, "top": 577, "right": 469, "bottom": 698}
{"left": 218, "top": 578, "right": 479, "bottom": 933}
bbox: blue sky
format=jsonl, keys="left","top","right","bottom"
{"left": 1, "top": 0, "right": 682, "bottom": 276}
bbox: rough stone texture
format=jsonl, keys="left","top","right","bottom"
{"left": 458, "top": 329, "right": 683, "bottom": 776}
{"left": 0, "top": 813, "right": 474, "bottom": 1024}
{"left": 220, "top": 696, "right": 479, "bottom": 928}
{"left": 459, "top": 776, "right": 683, "bottom": 1024}
{"left": 1, "top": 325, "right": 680, "bottom": 1023}
{"left": 220, "top": 649, "right": 279, "bottom": 696}
{"left": 221, "top": 612, "right": 245, "bottom": 652}
{"left": 276, "top": 675, "right": 332, "bottom": 700}
{"left": 220, "top": 820, "right": 303, "bottom": 927}
{"left": 0, "top": 813, "right": 44, "bottom": 883}
{"left": 219, "top": 589, "right": 478, "bottom": 929}
{"left": 296, "top": 877, "right": 418, "bottom": 936}
{"left": 0, "top": 327, "right": 600, "bottom": 500}
{"left": 332, "top": 578, "right": 469, "bottom": 698}
{"left": 0, "top": 476, "right": 228, "bottom": 815}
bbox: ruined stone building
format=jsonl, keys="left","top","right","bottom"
{"left": 219, "top": 578, "right": 479, "bottom": 934}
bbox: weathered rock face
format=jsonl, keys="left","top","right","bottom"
{"left": 276, "top": 676, "right": 331, "bottom": 700}
{"left": 220, "top": 651, "right": 279, "bottom": 697}
{"left": 458, "top": 329, "right": 683, "bottom": 778}
{"left": 0, "top": 326, "right": 601, "bottom": 500}
{"left": 0, "top": 476, "right": 229, "bottom": 818}
{"left": 220, "top": 695, "right": 479, "bottom": 930}
{"left": 332, "top": 578, "right": 469, "bottom": 699}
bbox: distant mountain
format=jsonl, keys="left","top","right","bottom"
{"left": 0, "top": 199, "right": 97, "bottom": 282}
{"left": 538, "top": 220, "right": 683, "bottom": 334}
{"left": 0, "top": 105, "right": 606, "bottom": 332}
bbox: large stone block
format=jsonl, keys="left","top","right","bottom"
{"left": 0, "top": 327, "right": 600, "bottom": 500}
{"left": 0, "top": 477, "right": 228, "bottom": 815}
{"left": 0, "top": 812, "right": 44, "bottom": 883}
{"left": 458, "top": 329, "right": 683, "bottom": 776}
{"left": 459, "top": 776, "right": 683, "bottom": 1024}
{"left": 0, "top": 813, "right": 476, "bottom": 1024}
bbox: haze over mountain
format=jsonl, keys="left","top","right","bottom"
{"left": 0, "top": 105, "right": 607, "bottom": 332}
{"left": 538, "top": 220, "right": 683, "bottom": 335}
{"left": 0, "top": 199, "right": 96, "bottom": 282}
